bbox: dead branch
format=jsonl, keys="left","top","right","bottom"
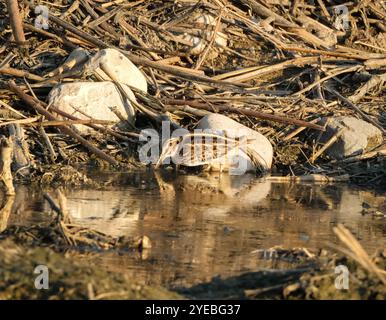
{"left": 6, "top": 0, "right": 26, "bottom": 45}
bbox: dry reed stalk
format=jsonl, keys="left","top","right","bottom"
{"left": 6, "top": 0, "right": 26, "bottom": 45}
{"left": 282, "top": 118, "right": 321, "bottom": 141}
{"left": 349, "top": 73, "right": 386, "bottom": 103}
{"left": 337, "top": 147, "right": 386, "bottom": 163}
{"left": 214, "top": 56, "right": 319, "bottom": 83}
{"left": 0, "top": 67, "right": 45, "bottom": 81}
{"left": 39, "top": 126, "right": 57, "bottom": 163}
{"left": 162, "top": 98, "right": 325, "bottom": 131}
{"left": 325, "top": 87, "right": 386, "bottom": 134}
{"left": 194, "top": 10, "right": 224, "bottom": 70}
{"left": 311, "top": 128, "right": 345, "bottom": 163}
{"left": 333, "top": 224, "right": 386, "bottom": 285}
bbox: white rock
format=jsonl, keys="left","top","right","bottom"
{"left": 196, "top": 114, "right": 273, "bottom": 173}
{"left": 48, "top": 81, "right": 136, "bottom": 134}
{"left": 85, "top": 48, "right": 147, "bottom": 93}
{"left": 319, "top": 116, "right": 383, "bottom": 159}
{"left": 182, "top": 14, "right": 227, "bottom": 56}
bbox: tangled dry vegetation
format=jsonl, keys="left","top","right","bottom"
{"left": 0, "top": 0, "right": 385, "bottom": 187}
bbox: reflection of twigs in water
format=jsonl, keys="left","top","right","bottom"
{"left": 153, "top": 170, "right": 176, "bottom": 197}
{"left": 44, "top": 190, "right": 83, "bottom": 246}
{"left": 43, "top": 190, "right": 150, "bottom": 250}
{"left": 266, "top": 174, "right": 349, "bottom": 183}
{"left": 0, "top": 194, "right": 15, "bottom": 233}
{"left": 332, "top": 224, "right": 386, "bottom": 285}
{"left": 43, "top": 189, "right": 72, "bottom": 224}
{"left": 0, "top": 137, "right": 15, "bottom": 195}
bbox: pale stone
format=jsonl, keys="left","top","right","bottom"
{"left": 181, "top": 14, "right": 227, "bottom": 56}
{"left": 319, "top": 116, "right": 383, "bottom": 159}
{"left": 196, "top": 114, "right": 273, "bottom": 173}
{"left": 85, "top": 48, "right": 148, "bottom": 93}
{"left": 48, "top": 81, "right": 136, "bottom": 134}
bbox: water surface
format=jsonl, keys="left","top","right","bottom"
{"left": 2, "top": 170, "right": 385, "bottom": 288}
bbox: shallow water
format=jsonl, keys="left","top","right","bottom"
{"left": 2, "top": 170, "right": 385, "bottom": 288}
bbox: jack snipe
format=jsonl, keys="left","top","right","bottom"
{"left": 156, "top": 132, "right": 269, "bottom": 173}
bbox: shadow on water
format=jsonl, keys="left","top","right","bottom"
{"left": 1, "top": 170, "right": 385, "bottom": 288}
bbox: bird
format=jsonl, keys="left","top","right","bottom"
{"left": 156, "top": 131, "right": 269, "bottom": 174}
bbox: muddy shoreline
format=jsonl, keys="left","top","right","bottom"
{"left": 1, "top": 229, "right": 385, "bottom": 300}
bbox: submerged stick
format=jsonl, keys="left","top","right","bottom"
{"left": 43, "top": 193, "right": 61, "bottom": 215}
{"left": 7, "top": 81, "right": 119, "bottom": 166}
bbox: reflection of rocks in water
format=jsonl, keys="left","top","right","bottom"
{"left": 157, "top": 172, "right": 272, "bottom": 212}
{"left": 267, "top": 183, "right": 385, "bottom": 217}
{"left": 257, "top": 183, "right": 386, "bottom": 250}
{"left": 64, "top": 172, "right": 272, "bottom": 237}
{"left": 268, "top": 183, "right": 343, "bottom": 211}
{"left": 65, "top": 189, "right": 144, "bottom": 237}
